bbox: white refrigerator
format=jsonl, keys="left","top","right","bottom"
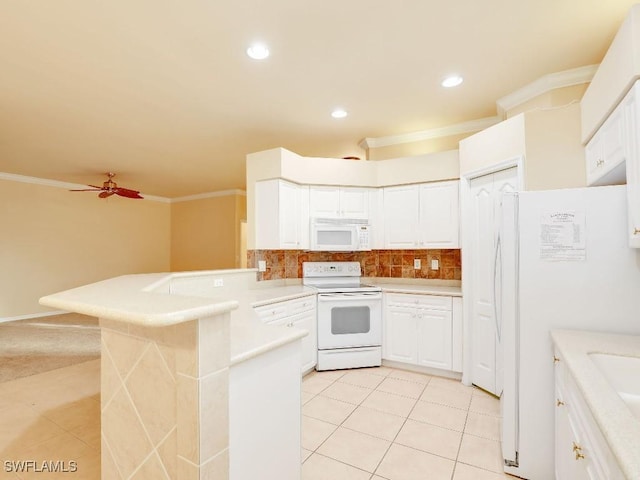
{"left": 498, "top": 185, "right": 640, "bottom": 480}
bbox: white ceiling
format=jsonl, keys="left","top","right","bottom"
{"left": 0, "top": 0, "right": 636, "bottom": 197}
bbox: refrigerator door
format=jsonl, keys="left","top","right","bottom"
{"left": 500, "top": 192, "right": 519, "bottom": 468}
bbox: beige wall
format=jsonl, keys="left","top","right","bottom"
{"left": 170, "top": 193, "right": 246, "bottom": 271}
{"left": 524, "top": 103, "right": 586, "bottom": 190}
{"left": 459, "top": 115, "right": 527, "bottom": 176}
{"left": 1, "top": 179, "right": 170, "bottom": 318}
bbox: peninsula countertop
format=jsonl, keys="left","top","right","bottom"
{"left": 551, "top": 329, "right": 640, "bottom": 480}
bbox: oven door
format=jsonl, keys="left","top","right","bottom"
{"left": 317, "top": 292, "right": 382, "bottom": 349}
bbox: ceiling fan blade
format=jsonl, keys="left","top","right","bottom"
{"left": 98, "top": 191, "right": 115, "bottom": 198}
{"left": 115, "top": 187, "right": 143, "bottom": 199}
{"left": 69, "top": 188, "right": 101, "bottom": 192}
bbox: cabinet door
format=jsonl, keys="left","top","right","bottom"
{"left": 383, "top": 185, "right": 419, "bottom": 249}
{"left": 416, "top": 309, "right": 452, "bottom": 370}
{"left": 291, "top": 310, "right": 317, "bottom": 373}
{"left": 280, "top": 181, "right": 303, "bottom": 249}
{"left": 383, "top": 305, "right": 418, "bottom": 363}
{"left": 624, "top": 81, "right": 640, "bottom": 248}
{"left": 587, "top": 106, "right": 627, "bottom": 186}
{"left": 419, "top": 181, "right": 460, "bottom": 248}
{"left": 309, "top": 186, "right": 341, "bottom": 218}
{"left": 340, "top": 187, "right": 370, "bottom": 219}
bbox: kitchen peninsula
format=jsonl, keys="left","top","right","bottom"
{"left": 39, "top": 268, "right": 315, "bottom": 480}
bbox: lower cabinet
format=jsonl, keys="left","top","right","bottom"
{"left": 254, "top": 296, "right": 317, "bottom": 373}
{"left": 554, "top": 352, "right": 625, "bottom": 480}
{"left": 383, "top": 293, "right": 460, "bottom": 372}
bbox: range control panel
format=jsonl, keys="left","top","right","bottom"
{"left": 302, "top": 262, "right": 362, "bottom": 277}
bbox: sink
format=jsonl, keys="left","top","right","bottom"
{"left": 589, "top": 353, "right": 640, "bottom": 420}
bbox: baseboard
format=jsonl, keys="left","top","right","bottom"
{"left": 0, "top": 310, "right": 68, "bottom": 324}
{"left": 382, "top": 359, "right": 463, "bottom": 381}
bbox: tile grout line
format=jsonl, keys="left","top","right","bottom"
{"left": 370, "top": 376, "right": 429, "bottom": 477}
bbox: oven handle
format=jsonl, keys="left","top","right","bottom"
{"left": 317, "top": 292, "right": 383, "bottom": 302}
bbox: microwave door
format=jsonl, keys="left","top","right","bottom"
{"left": 313, "top": 226, "right": 355, "bottom": 251}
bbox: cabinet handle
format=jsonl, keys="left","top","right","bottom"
{"left": 596, "top": 159, "right": 604, "bottom": 167}
{"left": 572, "top": 442, "right": 582, "bottom": 452}
{"left": 553, "top": 356, "right": 561, "bottom": 363}
{"left": 556, "top": 399, "right": 565, "bottom": 407}
{"left": 575, "top": 452, "right": 586, "bottom": 460}
{"left": 634, "top": 228, "right": 640, "bottom": 236}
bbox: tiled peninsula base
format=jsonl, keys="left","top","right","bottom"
{"left": 100, "top": 313, "right": 230, "bottom": 480}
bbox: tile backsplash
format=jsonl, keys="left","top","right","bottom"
{"left": 247, "top": 249, "right": 461, "bottom": 281}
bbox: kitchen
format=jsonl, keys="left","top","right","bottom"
{"left": 1, "top": 0, "right": 637, "bottom": 478}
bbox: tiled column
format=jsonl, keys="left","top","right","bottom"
{"left": 99, "top": 313, "right": 230, "bottom": 480}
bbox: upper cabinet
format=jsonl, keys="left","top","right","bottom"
{"left": 383, "top": 181, "right": 459, "bottom": 249}
{"left": 255, "top": 179, "right": 309, "bottom": 249}
{"left": 585, "top": 101, "right": 626, "bottom": 186}
{"left": 622, "top": 81, "right": 640, "bottom": 248}
{"left": 309, "top": 186, "right": 370, "bottom": 220}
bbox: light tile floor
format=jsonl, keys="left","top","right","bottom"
{"left": 0, "top": 360, "right": 515, "bottom": 480}
{"left": 0, "top": 360, "right": 101, "bottom": 479}
{"left": 301, "top": 366, "right": 517, "bottom": 480}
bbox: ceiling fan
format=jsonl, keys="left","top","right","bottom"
{"left": 70, "top": 172, "right": 143, "bottom": 199}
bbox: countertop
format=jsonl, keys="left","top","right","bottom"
{"left": 550, "top": 329, "right": 640, "bottom": 480}
{"left": 39, "top": 272, "right": 460, "bottom": 369}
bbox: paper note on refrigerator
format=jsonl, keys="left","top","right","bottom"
{"left": 539, "top": 210, "right": 586, "bottom": 261}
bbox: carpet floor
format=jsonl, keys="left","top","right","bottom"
{"left": 0, "top": 313, "right": 100, "bottom": 382}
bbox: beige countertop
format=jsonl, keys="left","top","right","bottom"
{"left": 39, "top": 272, "right": 317, "bottom": 367}
{"left": 39, "top": 272, "right": 461, "bottom": 369}
{"left": 551, "top": 329, "right": 640, "bottom": 480}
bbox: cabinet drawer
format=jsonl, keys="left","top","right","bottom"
{"left": 386, "top": 293, "right": 452, "bottom": 310}
{"left": 287, "top": 296, "right": 316, "bottom": 315}
{"left": 253, "top": 303, "right": 289, "bottom": 323}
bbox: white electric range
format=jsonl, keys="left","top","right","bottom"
{"left": 302, "top": 262, "right": 382, "bottom": 371}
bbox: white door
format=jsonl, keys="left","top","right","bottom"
{"left": 416, "top": 309, "right": 452, "bottom": 370}
{"left": 419, "top": 181, "right": 460, "bottom": 248}
{"left": 309, "top": 186, "right": 341, "bottom": 218}
{"left": 340, "top": 187, "right": 370, "bottom": 219}
{"left": 290, "top": 310, "right": 317, "bottom": 373}
{"left": 383, "top": 185, "right": 419, "bottom": 249}
{"left": 469, "top": 167, "right": 517, "bottom": 395}
{"left": 383, "top": 305, "right": 417, "bottom": 363}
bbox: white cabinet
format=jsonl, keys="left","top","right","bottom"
{"left": 383, "top": 181, "right": 459, "bottom": 249}
{"left": 383, "top": 293, "right": 457, "bottom": 371}
{"left": 622, "top": 80, "right": 640, "bottom": 248}
{"left": 309, "top": 186, "right": 370, "bottom": 220}
{"left": 554, "top": 352, "right": 625, "bottom": 480}
{"left": 255, "top": 179, "right": 309, "bottom": 249}
{"left": 585, "top": 105, "right": 627, "bottom": 187}
{"left": 254, "top": 296, "right": 317, "bottom": 373}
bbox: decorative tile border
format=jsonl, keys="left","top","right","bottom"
{"left": 247, "top": 249, "right": 461, "bottom": 281}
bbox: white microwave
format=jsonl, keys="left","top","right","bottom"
{"left": 310, "top": 218, "right": 372, "bottom": 251}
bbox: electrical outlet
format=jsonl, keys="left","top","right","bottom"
{"left": 413, "top": 259, "right": 421, "bottom": 269}
{"left": 258, "top": 260, "right": 267, "bottom": 272}
{"left": 213, "top": 278, "right": 224, "bottom": 287}
{"left": 431, "top": 258, "right": 439, "bottom": 270}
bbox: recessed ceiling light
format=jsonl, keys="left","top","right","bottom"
{"left": 442, "top": 75, "right": 463, "bottom": 88}
{"left": 246, "top": 43, "right": 269, "bottom": 60}
{"left": 331, "top": 109, "right": 348, "bottom": 119}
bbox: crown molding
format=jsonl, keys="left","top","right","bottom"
{"left": 496, "top": 64, "right": 598, "bottom": 117}
{"left": 171, "top": 189, "right": 247, "bottom": 203}
{"left": 359, "top": 116, "right": 501, "bottom": 150}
